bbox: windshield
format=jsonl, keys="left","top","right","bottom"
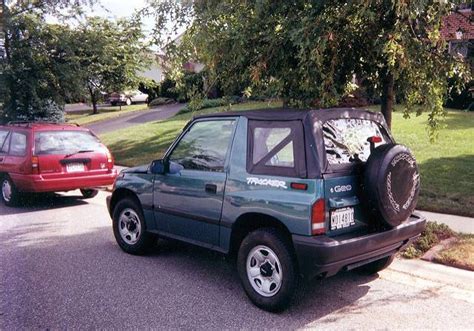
{"left": 34, "top": 131, "right": 103, "bottom": 155}
{"left": 323, "top": 118, "right": 387, "bottom": 164}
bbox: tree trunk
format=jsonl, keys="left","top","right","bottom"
{"left": 87, "top": 85, "right": 98, "bottom": 114}
{"left": 381, "top": 69, "right": 394, "bottom": 129}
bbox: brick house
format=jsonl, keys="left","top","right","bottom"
{"left": 441, "top": 3, "right": 473, "bottom": 69}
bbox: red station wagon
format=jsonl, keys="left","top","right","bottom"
{"left": 0, "top": 121, "right": 118, "bottom": 206}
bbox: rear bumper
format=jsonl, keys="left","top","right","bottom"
{"left": 292, "top": 212, "right": 426, "bottom": 279}
{"left": 11, "top": 169, "right": 117, "bottom": 193}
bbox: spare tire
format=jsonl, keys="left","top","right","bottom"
{"left": 363, "top": 143, "right": 420, "bottom": 228}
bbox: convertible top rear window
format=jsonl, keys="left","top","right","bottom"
{"left": 323, "top": 118, "right": 387, "bottom": 164}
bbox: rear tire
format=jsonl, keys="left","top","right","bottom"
{"left": 356, "top": 255, "right": 395, "bottom": 275}
{"left": 80, "top": 189, "right": 99, "bottom": 199}
{"left": 112, "top": 198, "right": 155, "bottom": 255}
{"left": 237, "top": 228, "right": 298, "bottom": 312}
{"left": 1, "top": 176, "right": 20, "bottom": 207}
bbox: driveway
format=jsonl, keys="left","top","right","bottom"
{"left": 85, "top": 103, "right": 183, "bottom": 135}
{"left": 1, "top": 191, "right": 473, "bottom": 329}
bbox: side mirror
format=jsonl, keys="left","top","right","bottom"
{"left": 150, "top": 159, "right": 167, "bottom": 174}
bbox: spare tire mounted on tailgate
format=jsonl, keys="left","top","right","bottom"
{"left": 364, "top": 143, "right": 420, "bottom": 228}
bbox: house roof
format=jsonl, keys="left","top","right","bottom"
{"left": 441, "top": 10, "right": 474, "bottom": 41}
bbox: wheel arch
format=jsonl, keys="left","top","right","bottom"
{"left": 229, "top": 212, "right": 293, "bottom": 257}
{"left": 109, "top": 188, "right": 142, "bottom": 218}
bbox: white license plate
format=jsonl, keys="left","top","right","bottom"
{"left": 331, "top": 207, "right": 355, "bottom": 230}
{"left": 66, "top": 163, "right": 85, "bottom": 173}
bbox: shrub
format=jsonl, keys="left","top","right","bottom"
{"left": 160, "top": 78, "right": 179, "bottom": 100}
{"left": 148, "top": 97, "right": 175, "bottom": 107}
{"left": 178, "top": 96, "right": 243, "bottom": 114}
{"left": 401, "top": 221, "right": 454, "bottom": 258}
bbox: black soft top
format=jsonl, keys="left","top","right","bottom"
{"left": 193, "top": 107, "right": 387, "bottom": 125}
{"left": 192, "top": 107, "right": 391, "bottom": 178}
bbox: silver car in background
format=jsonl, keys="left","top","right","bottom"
{"left": 108, "top": 90, "right": 148, "bottom": 106}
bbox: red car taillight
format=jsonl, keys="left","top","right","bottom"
{"left": 311, "top": 199, "right": 326, "bottom": 235}
{"left": 105, "top": 149, "right": 114, "bottom": 169}
{"left": 31, "top": 156, "right": 39, "bottom": 174}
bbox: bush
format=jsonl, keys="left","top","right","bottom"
{"left": 401, "top": 221, "right": 454, "bottom": 258}
{"left": 160, "top": 78, "right": 179, "bottom": 100}
{"left": 2, "top": 99, "right": 65, "bottom": 123}
{"left": 148, "top": 97, "right": 175, "bottom": 107}
{"left": 445, "top": 79, "right": 473, "bottom": 110}
{"left": 178, "top": 96, "right": 243, "bottom": 114}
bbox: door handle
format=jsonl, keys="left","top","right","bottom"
{"left": 205, "top": 184, "right": 217, "bottom": 194}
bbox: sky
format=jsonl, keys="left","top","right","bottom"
{"left": 85, "top": 0, "right": 155, "bottom": 34}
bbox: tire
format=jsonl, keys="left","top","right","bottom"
{"left": 112, "top": 198, "right": 155, "bottom": 255}
{"left": 125, "top": 98, "right": 132, "bottom": 106}
{"left": 80, "top": 189, "right": 99, "bottom": 199}
{"left": 356, "top": 255, "right": 395, "bottom": 275}
{"left": 364, "top": 143, "right": 420, "bottom": 228}
{"left": 111, "top": 101, "right": 117, "bottom": 106}
{"left": 237, "top": 228, "right": 298, "bottom": 312}
{"left": 1, "top": 176, "right": 21, "bottom": 207}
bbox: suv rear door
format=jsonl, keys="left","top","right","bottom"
{"left": 153, "top": 118, "right": 237, "bottom": 246}
{"left": 321, "top": 118, "right": 390, "bottom": 235}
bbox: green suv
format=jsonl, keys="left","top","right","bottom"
{"left": 107, "top": 108, "right": 426, "bottom": 311}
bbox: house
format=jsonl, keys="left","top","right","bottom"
{"left": 441, "top": 3, "right": 473, "bottom": 69}
{"left": 138, "top": 54, "right": 168, "bottom": 84}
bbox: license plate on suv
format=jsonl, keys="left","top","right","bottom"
{"left": 330, "top": 207, "right": 355, "bottom": 230}
{"left": 66, "top": 163, "right": 85, "bottom": 173}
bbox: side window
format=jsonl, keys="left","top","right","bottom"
{"left": 0, "top": 130, "right": 9, "bottom": 153}
{"left": 248, "top": 120, "right": 305, "bottom": 177}
{"left": 169, "top": 120, "right": 236, "bottom": 172}
{"left": 9, "top": 132, "right": 27, "bottom": 156}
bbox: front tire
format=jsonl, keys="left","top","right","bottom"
{"left": 112, "top": 198, "right": 155, "bottom": 255}
{"left": 237, "top": 228, "right": 298, "bottom": 312}
{"left": 80, "top": 189, "right": 99, "bottom": 199}
{"left": 1, "top": 176, "right": 20, "bottom": 206}
{"left": 125, "top": 98, "right": 132, "bottom": 106}
{"left": 356, "top": 255, "right": 395, "bottom": 275}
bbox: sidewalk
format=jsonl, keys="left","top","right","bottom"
{"left": 419, "top": 210, "right": 474, "bottom": 234}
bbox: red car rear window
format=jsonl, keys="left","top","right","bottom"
{"left": 34, "top": 131, "right": 103, "bottom": 155}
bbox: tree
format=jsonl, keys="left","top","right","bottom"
{"left": 149, "top": 0, "right": 471, "bottom": 137}
{"left": 0, "top": 0, "right": 95, "bottom": 121}
{"left": 72, "top": 17, "right": 149, "bottom": 114}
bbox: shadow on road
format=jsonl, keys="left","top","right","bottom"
{"left": 0, "top": 193, "right": 89, "bottom": 216}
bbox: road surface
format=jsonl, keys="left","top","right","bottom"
{"left": 1, "top": 191, "right": 473, "bottom": 329}
{"left": 85, "top": 103, "right": 183, "bottom": 135}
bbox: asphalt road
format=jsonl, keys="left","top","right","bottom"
{"left": 1, "top": 191, "right": 473, "bottom": 329}
{"left": 85, "top": 103, "right": 183, "bottom": 135}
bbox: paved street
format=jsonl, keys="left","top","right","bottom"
{"left": 1, "top": 191, "right": 473, "bottom": 329}
{"left": 85, "top": 103, "right": 183, "bottom": 134}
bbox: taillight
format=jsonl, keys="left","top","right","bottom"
{"left": 105, "top": 149, "right": 114, "bottom": 169}
{"left": 31, "top": 156, "right": 39, "bottom": 174}
{"left": 311, "top": 199, "right": 326, "bottom": 235}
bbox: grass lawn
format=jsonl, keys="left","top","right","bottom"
{"left": 100, "top": 101, "right": 474, "bottom": 217}
{"left": 433, "top": 234, "right": 474, "bottom": 271}
{"left": 66, "top": 104, "right": 149, "bottom": 125}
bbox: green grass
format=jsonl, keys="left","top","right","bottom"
{"left": 66, "top": 104, "right": 149, "bottom": 125}
{"left": 100, "top": 101, "right": 474, "bottom": 217}
{"left": 379, "top": 106, "right": 474, "bottom": 217}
